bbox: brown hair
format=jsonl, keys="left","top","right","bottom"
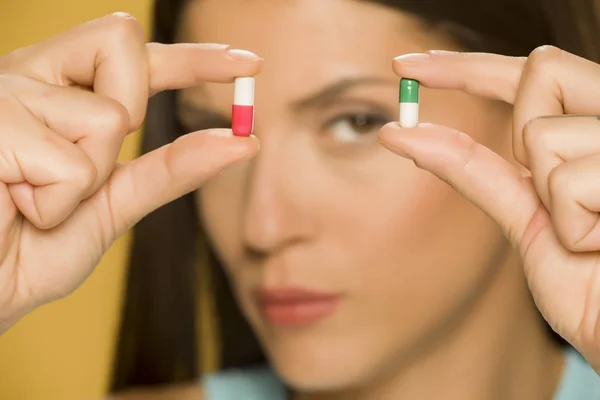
{"left": 110, "top": 0, "right": 600, "bottom": 392}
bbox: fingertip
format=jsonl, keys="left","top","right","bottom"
{"left": 232, "top": 59, "right": 263, "bottom": 79}
{"left": 378, "top": 121, "right": 401, "bottom": 142}
{"left": 205, "top": 128, "right": 234, "bottom": 138}
{"left": 235, "top": 132, "right": 261, "bottom": 159}
{"left": 379, "top": 122, "right": 457, "bottom": 159}
{"left": 378, "top": 121, "right": 438, "bottom": 141}
{"left": 378, "top": 122, "right": 414, "bottom": 158}
{"left": 391, "top": 59, "right": 407, "bottom": 78}
{"left": 225, "top": 47, "right": 263, "bottom": 78}
{"left": 148, "top": 43, "right": 263, "bottom": 92}
{"left": 204, "top": 128, "right": 260, "bottom": 159}
{"left": 9, "top": 182, "right": 65, "bottom": 230}
{"left": 392, "top": 52, "right": 430, "bottom": 76}
{"left": 248, "top": 133, "right": 261, "bottom": 152}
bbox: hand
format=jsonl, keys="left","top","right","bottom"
{"left": 379, "top": 46, "right": 600, "bottom": 371}
{"left": 0, "top": 13, "right": 261, "bottom": 332}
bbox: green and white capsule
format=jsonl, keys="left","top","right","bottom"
{"left": 399, "top": 78, "right": 419, "bottom": 128}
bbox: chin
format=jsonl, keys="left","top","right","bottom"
{"left": 262, "top": 329, "right": 386, "bottom": 392}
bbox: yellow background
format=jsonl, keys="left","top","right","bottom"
{"left": 0, "top": 1, "right": 151, "bottom": 399}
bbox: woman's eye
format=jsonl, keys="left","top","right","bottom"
{"left": 325, "top": 113, "right": 390, "bottom": 143}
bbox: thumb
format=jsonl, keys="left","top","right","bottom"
{"left": 378, "top": 122, "right": 600, "bottom": 350}
{"left": 378, "top": 122, "right": 540, "bottom": 247}
{"left": 101, "top": 128, "right": 258, "bottom": 237}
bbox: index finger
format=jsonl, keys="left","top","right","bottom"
{"left": 392, "top": 50, "right": 525, "bottom": 104}
{"left": 147, "top": 42, "right": 263, "bottom": 95}
{"left": 392, "top": 47, "right": 600, "bottom": 166}
{"left": 1, "top": 13, "right": 262, "bottom": 130}
{"left": 392, "top": 47, "right": 600, "bottom": 116}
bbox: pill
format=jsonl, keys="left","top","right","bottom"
{"left": 232, "top": 77, "right": 255, "bottom": 137}
{"left": 399, "top": 78, "right": 419, "bottom": 128}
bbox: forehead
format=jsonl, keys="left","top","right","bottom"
{"left": 181, "top": 0, "right": 435, "bottom": 96}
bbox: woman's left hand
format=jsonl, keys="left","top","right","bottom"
{"left": 379, "top": 46, "right": 600, "bottom": 372}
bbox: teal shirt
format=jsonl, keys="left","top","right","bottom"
{"left": 555, "top": 349, "right": 600, "bottom": 399}
{"left": 202, "top": 348, "right": 600, "bottom": 399}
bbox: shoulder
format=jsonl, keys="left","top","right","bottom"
{"left": 554, "top": 347, "right": 600, "bottom": 400}
{"left": 201, "top": 366, "right": 286, "bottom": 400}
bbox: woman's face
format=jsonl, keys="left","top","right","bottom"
{"left": 179, "top": 0, "right": 515, "bottom": 391}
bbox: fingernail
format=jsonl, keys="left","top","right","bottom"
{"left": 393, "top": 53, "right": 429, "bottom": 65}
{"left": 227, "top": 48, "right": 262, "bottom": 61}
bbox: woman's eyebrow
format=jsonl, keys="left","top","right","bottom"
{"left": 290, "top": 77, "right": 396, "bottom": 111}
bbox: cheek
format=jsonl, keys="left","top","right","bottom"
{"left": 326, "top": 148, "right": 506, "bottom": 300}
{"left": 197, "top": 162, "right": 248, "bottom": 267}
{"left": 308, "top": 157, "right": 507, "bottom": 374}
{"left": 339, "top": 95, "right": 511, "bottom": 336}
{"left": 348, "top": 166, "right": 506, "bottom": 308}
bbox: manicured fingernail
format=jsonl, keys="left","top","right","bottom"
{"left": 394, "top": 53, "right": 430, "bottom": 65}
{"left": 227, "top": 48, "right": 262, "bottom": 61}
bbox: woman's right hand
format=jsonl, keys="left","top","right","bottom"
{"left": 0, "top": 13, "right": 261, "bottom": 333}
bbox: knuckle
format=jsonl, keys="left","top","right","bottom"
{"left": 522, "top": 117, "right": 549, "bottom": 151}
{"left": 451, "top": 128, "right": 478, "bottom": 170}
{"left": 71, "top": 155, "right": 98, "bottom": 193}
{"left": 560, "top": 228, "right": 582, "bottom": 252}
{"left": 548, "top": 164, "right": 570, "bottom": 197}
{"left": 128, "top": 112, "right": 144, "bottom": 133}
{"left": 522, "top": 118, "right": 539, "bottom": 150}
{"left": 526, "top": 45, "right": 564, "bottom": 77}
{"left": 36, "top": 216, "right": 59, "bottom": 230}
{"left": 528, "top": 45, "right": 563, "bottom": 63}
{"left": 99, "top": 102, "right": 130, "bottom": 136}
{"left": 104, "top": 13, "right": 144, "bottom": 44}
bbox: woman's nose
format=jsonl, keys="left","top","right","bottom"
{"left": 241, "top": 143, "right": 315, "bottom": 257}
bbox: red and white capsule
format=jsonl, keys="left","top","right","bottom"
{"left": 232, "top": 77, "right": 255, "bottom": 137}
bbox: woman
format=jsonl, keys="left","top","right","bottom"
{"left": 1, "top": 0, "right": 600, "bottom": 399}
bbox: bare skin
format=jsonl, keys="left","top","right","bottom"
{"left": 184, "top": 0, "right": 565, "bottom": 399}
{"left": 1, "top": 2, "right": 600, "bottom": 400}
{"left": 0, "top": 14, "right": 261, "bottom": 333}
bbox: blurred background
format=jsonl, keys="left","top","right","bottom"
{"left": 0, "top": 1, "right": 151, "bottom": 399}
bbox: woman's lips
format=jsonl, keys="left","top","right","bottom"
{"left": 256, "top": 287, "right": 340, "bottom": 327}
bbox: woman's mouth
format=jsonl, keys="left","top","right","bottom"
{"left": 255, "top": 287, "right": 341, "bottom": 327}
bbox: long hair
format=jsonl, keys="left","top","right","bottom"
{"left": 110, "top": 0, "right": 600, "bottom": 391}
